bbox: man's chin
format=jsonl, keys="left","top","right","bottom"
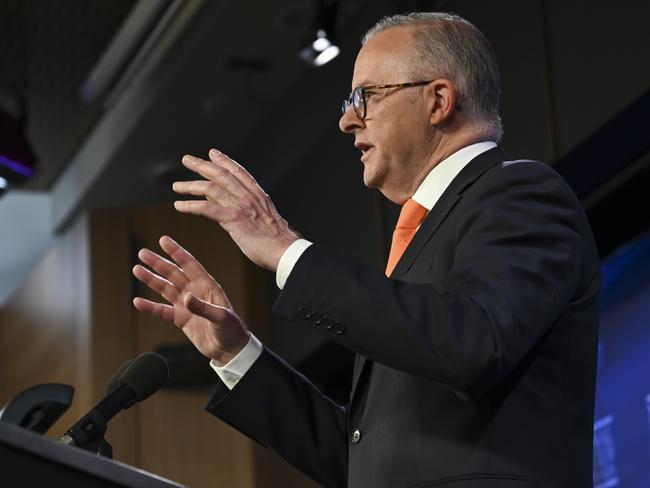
{"left": 362, "top": 167, "right": 382, "bottom": 190}
{"left": 362, "top": 174, "right": 379, "bottom": 189}
{"left": 362, "top": 170, "right": 401, "bottom": 203}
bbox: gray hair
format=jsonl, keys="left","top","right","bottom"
{"left": 363, "top": 12, "right": 503, "bottom": 141}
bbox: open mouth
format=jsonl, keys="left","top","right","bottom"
{"left": 355, "top": 142, "right": 373, "bottom": 161}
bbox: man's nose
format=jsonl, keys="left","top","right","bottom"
{"left": 338, "top": 105, "right": 364, "bottom": 134}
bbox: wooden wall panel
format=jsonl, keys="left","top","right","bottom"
{"left": 93, "top": 204, "right": 317, "bottom": 488}
{"left": 0, "top": 204, "right": 319, "bottom": 487}
{"left": 128, "top": 205, "right": 257, "bottom": 487}
{"left": 88, "top": 209, "right": 138, "bottom": 464}
{"left": 0, "top": 214, "right": 92, "bottom": 440}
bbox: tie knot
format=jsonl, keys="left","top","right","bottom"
{"left": 396, "top": 198, "right": 428, "bottom": 229}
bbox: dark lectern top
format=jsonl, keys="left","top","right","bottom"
{"left": 0, "top": 421, "right": 186, "bottom": 487}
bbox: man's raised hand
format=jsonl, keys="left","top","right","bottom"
{"left": 172, "top": 149, "right": 299, "bottom": 272}
{"left": 132, "top": 235, "right": 249, "bottom": 365}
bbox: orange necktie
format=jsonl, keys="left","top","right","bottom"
{"left": 385, "top": 198, "right": 428, "bottom": 276}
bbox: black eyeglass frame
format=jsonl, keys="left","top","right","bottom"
{"left": 341, "top": 80, "right": 434, "bottom": 120}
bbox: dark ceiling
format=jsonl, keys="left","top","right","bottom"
{"left": 0, "top": 0, "right": 377, "bottom": 193}
{"left": 0, "top": 0, "right": 136, "bottom": 190}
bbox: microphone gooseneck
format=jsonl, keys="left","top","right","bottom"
{"left": 61, "top": 352, "right": 168, "bottom": 455}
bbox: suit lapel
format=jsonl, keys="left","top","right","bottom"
{"left": 390, "top": 147, "right": 509, "bottom": 280}
{"left": 348, "top": 147, "right": 509, "bottom": 404}
{"left": 390, "top": 191, "right": 461, "bottom": 279}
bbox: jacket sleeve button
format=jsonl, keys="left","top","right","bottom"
{"left": 322, "top": 317, "right": 333, "bottom": 330}
{"left": 298, "top": 307, "right": 311, "bottom": 319}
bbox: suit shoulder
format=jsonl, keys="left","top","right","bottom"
{"left": 458, "top": 157, "right": 587, "bottom": 236}
{"left": 494, "top": 158, "right": 560, "bottom": 179}
{"left": 480, "top": 158, "right": 578, "bottom": 201}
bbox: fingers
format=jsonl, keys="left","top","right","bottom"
{"left": 158, "top": 235, "right": 207, "bottom": 274}
{"left": 208, "top": 149, "right": 265, "bottom": 196}
{"left": 133, "top": 297, "right": 176, "bottom": 322}
{"left": 208, "top": 149, "right": 275, "bottom": 214}
{"left": 183, "top": 293, "right": 231, "bottom": 324}
{"left": 179, "top": 154, "right": 249, "bottom": 199}
{"left": 135, "top": 238, "right": 213, "bottom": 296}
{"left": 173, "top": 199, "right": 213, "bottom": 216}
{"left": 133, "top": 291, "right": 230, "bottom": 327}
{"left": 172, "top": 200, "right": 242, "bottom": 229}
{"left": 138, "top": 247, "right": 188, "bottom": 289}
{"left": 175, "top": 151, "right": 280, "bottom": 227}
{"left": 173, "top": 180, "right": 240, "bottom": 209}
{"left": 161, "top": 236, "right": 234, "bottom": 310}
{"left": 158, "top": 235, "right": 221, "bottom": 288}
{"left": 133, "top": 264, "right": 182, "bottom": 304}
{"left": 172, "top": 180, "right": 227, "bottom": 199}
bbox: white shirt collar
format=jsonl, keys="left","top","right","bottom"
{"left": 411, "top": 141, "right": 497, "bottom": 211}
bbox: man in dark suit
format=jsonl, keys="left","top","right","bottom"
{"left": 132, "top": 12, "right": 601, "bottom": 488}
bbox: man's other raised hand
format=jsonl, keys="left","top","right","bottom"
{"left": 132, "top": 235, "right": 249, "bottom": 365}
{"left": 172, "top": 149, "right": 299, "bottom": 272}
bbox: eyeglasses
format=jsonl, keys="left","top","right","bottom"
{"left": 341, "top": 80, "right": 433, "bottom": 120}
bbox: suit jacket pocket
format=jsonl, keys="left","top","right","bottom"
{"left": 409, "top": 473, "right": 528, "bottom": 488}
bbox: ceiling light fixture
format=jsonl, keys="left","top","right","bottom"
{"left": 299, "top": 0, "right": 339, "bottom": 67}
{"left": 300, "top": 29, "right": 340, "bottom": 67}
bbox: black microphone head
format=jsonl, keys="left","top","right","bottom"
{"left": 118, "top": 352, "right": 169, "bottom": 401}
{"left": 105, "top": 359, "right": 134, "bottom": 396}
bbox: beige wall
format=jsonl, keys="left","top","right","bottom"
{"left": 0, "top": 204, "right": 317, "bottom": 488}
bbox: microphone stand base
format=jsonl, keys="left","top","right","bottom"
{"left": 82, "top": 436, "right": 113, "bottom": 459}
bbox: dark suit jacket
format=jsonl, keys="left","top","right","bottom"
{"left": 206, "top": 147, "right": 601, "bottom": 488}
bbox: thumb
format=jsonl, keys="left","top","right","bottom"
{"left": 184, "top": 293, "right": 230, "bottom": 323}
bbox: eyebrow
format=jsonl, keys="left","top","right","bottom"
{"left": 354, "top": 79, "right": 379, "bottom": 88}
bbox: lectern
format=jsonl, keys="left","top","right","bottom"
{"left": 0, "top": 421, "right": 185, "bottom": 487}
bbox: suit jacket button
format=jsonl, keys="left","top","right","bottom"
{"left": 298, "top": 307, "right": 311, "bottom": 320}
{"left": 322, "top": 317, "right": 333, "bottom": 330}
{"left": 351, "top": 428, "right": 361, "bottom": 444}
{"left": 334, "top": 322, "right": 346, "bottom": 335}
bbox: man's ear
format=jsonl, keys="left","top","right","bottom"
{"left": 425, "top": 79, "right": 458, "bottom": 126}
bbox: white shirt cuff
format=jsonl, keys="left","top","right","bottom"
{"left": 210, "top": 333, "right": 263, "bottom": 390}
{"left": 276, "top": 239, "right": 313, "bottom": 289}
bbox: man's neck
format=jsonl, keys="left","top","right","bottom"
{"left": 407, "top": 131, "right": 492, "bottom": 199}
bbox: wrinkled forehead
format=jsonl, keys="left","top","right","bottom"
{"left": 351, "top": 26, "right": 415, "bottom": 88}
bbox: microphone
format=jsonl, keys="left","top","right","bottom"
{"left": 105, "top": 358, "right": 134, "bottom": 396}
{"left": 61, "top": 352, "right": 168, "bottom": 452}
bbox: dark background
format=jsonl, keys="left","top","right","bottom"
{"left": 1, "top": 1, "right": 649, "bottom": 486}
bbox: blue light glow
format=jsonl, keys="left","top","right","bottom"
{"left": 0, "top": 155, "right": 34, "bottom": 178}
{"left": 593, "top": 230, "right": 650, "bottom": 487}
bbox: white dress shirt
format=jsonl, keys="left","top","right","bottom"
{"left": 211, "top": 141, "right": 497, "bottom": 388}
